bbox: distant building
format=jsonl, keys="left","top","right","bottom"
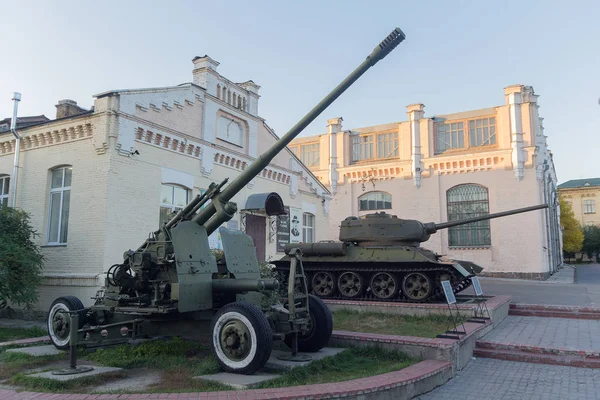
{"left": 288, "top": 84, "right": 562, "bottom": 280}
{"left": 0, "top": 55, "right": 329, "bottom": 312}
{"left": 558, "top": 178, "right": 600, "bottom": 227}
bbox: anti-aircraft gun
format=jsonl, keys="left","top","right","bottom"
{"left": 46, "top": 27, "right": 407, "bottom": 375}
{"left": 272, "top": 204, "right": 548, "bottom": 304}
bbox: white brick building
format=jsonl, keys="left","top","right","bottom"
{"left": 0, "top": 56, "right": 330, "bottom": 312}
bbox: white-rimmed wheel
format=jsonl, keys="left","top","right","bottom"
{"left": 47, "top": 296, "right": 86, "bottom": 350}
{"left": 210, "top": 302, "right": 273, "bottom": 375}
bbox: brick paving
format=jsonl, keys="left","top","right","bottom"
{"left": 481, "top": 315, "right": 600, "bottom": 351}
{"left": 415, "top": 358, "right": 600, "bottom": 400}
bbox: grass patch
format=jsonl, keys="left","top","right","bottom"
{"left": 0, "top": 326, "right": 46, "bottom": 342}
{"left": 11, "top": 371, "right": 126, "bottom": 393}
{"left": 256, "top": 346, "right": 417, "bottom": 388}
{"left": 0, "top": 350, "right": 66, "bottom": 379}
{"left": 333, "top": 309, "right": 470, "bottom": 338}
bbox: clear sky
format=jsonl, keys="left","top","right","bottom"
{"left": 1, "top": 0, "right": 598, "bottom": 184}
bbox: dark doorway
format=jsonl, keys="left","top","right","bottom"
{"left": 245, "top": 214, "right": 266, "bottom": 262}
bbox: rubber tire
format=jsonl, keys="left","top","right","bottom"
{"left": 210, "top": 301, "right": 273, "bottom": 375}
{"left": 47, "top": 296, "right": 86, "bottom": 350}
{"left": 284, "top": 294, "right": 333, "bottom": 352}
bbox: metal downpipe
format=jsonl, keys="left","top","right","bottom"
{"left": 10, "top": 92, "right": 21, "bottom": 208}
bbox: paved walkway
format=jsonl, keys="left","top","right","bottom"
{"left": 481, "top": 315, "right": 600, "bottom": 351}
{"left": 414, "top": 358, "right": 600, "bottom": 400}
{"left": 576, "top": 264, "right": 600, "bottom": 284}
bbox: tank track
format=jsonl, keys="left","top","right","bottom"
{"left": 274, "top": 264, "right": 473, "bottom": 304}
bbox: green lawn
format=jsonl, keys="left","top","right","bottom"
{"left": 0, "top": 326, "right": 46, "bottom": 342}
{"left": 332, "top": 309, "right": 470, "bottom": 338}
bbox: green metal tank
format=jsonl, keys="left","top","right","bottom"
{"left": 272, "top": 204, "right": 548, "bottom": 303}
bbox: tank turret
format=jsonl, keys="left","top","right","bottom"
{"left": 339, "top": 204, "right": 549, "bottom": 246}
{"left": 273, "top": 203, "right": 549, "bottom": 303}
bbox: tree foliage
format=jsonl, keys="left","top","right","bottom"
{"left": 559, "top": 196, "right": 583, "bottom": 255}
{"left": 0, "top": 207, "right": 45, "bottom": 309}
{"left": 582, "top": 225, "right": 600, "bottom": 261}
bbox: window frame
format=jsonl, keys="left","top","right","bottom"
{"left": 302, "top": 212, "right": 315, "bottom": 243}
{"left": 434, "top": 115, "right": 497, "bottom": 155}
{"left": 446, "top": 183, "right": 491, "bottom": 248}
{"left": 584, "top": 199, "right": 596, "bottom": 214}
{"left": 358, "top": 191, "right": 392, "bottom": 211}
{"left": 299, "top": 142, "right": 320, "bottom": 167}
{"left": 46, "top": 166, "right": 72, "bottom": 245}
{"left": 351, "top": 130, "right": 399, "bottom": 163}
{"left": 0, "top": 175, "right": 9, "bottom": 208}
{"left": 159, "top": 183, "right": 190, "bottom": 227}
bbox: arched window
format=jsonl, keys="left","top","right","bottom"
{"left": 0, "top": 175, "right": 10, "bottom": 207}
{"left": 47, "top": 166, "right": 72, "bottom": 244}
{"left": 358, "top": 191, "right": 392, "bottom": 211}
{"left": 302, "top": 212, "right": 315, "bottom": 243}
{"left": 446, "top": 184, "right": 490, "bottom": 246}
{"left": 160, "top": 183, "right": 190, "bottom": 227}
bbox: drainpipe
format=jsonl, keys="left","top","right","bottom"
{"left": 10, "top": 92, "right": 21, "bottom": 208}
{"left": 542, "top": 162, "right": 552, "bottom": 275}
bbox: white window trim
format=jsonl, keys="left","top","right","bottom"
{"left": 159, "top": 183, "right": 190, "bottom": 227}
{"left": 46, "top": 167, "right": 71, "bottom": 245}
{"left": 302, "top": 212, "right": 315, "bottom": 243}
{"left": 0, "top": 175, "right": 9, "bottom": 207}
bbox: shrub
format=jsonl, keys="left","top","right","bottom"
{"left": 0, "top": 207, "right": 45, "bottom": 309}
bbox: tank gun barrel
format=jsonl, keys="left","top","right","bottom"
{"left": 429, "top": 204, "right": 549, "bottom": 234}
{"left": 191, "top": 27, "right": 406, "bottom": 235}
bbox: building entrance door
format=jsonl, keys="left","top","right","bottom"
{"left": 245, "top": 214, "right": 266, "bottom": 262}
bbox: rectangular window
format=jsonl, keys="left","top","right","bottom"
{"left": 376, "top": 133, "right": 398, "bottom": 158}
{"left": 352, "top": 135, "right": 374, "bottom": 162}
{"left": 469, "top": 117, "right": 496, "bottom": 147}
{"left": 0, "top": 176, "right": 9, "bottom": 207}
{"left": 302, "top": 213, "right": 315, "bottom": 243}
{"left": 300, "top": 143, "right": 320, "bottom": 167}
{"left": 160, "top": 184, "right": 189, "bottom": 227}
{"left": 435, "top": 122, "right": 464, "bottom": 154}
{"left": 47, "top": 167, "right": 72, "bottom": 244}
{"left": 584, "top": 199, "right": 596, "bottom": 214}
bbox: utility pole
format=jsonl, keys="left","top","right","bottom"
{"left": 10, "top": 92, "right": 21, "bottom": 208}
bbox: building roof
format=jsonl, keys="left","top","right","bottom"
{"left": 558, "top": 178, "right": 600, "bottom": 189}
{"left": 0, "top": 115, "right": 51, "bottom": 133}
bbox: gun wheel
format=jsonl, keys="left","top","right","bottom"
{"left": 47, "top": 296, "right": 86, "bottom": 350}
{"left": 338, "top": 272, "right": 364, "bottom": 298}
{"left": 370, "top": 272, "right": 399, "bottom": 300}
{"left": 284, "top": 294, "right": 333, "bottom": 352}
{"left": 311, "top": 272, "right": 336, "bottom": 297}
{"left": 402, "top": 272, "right": 432, "bottom": 302}
{"left": 210, "top": 302, "right": 273, "bottom": 375}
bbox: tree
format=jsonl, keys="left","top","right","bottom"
{"left": 0, "top": 206, "right": 45, "bottom": 309}
{"left": 582, "top": 225, "right": 600, "bottom": 262}
{"left": 559, "top": 196, "right": 583, "bottom": 258}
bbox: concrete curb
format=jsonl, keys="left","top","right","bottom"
{"left": 474, "top": 340, "right": 600, "bottom": 368}
{"left": 509, "top": 303, "right": 600, "bottom": 320}
{"left": 0, "top": 359, "right": 452, "bottom": 400}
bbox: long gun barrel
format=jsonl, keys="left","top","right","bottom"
{"left": 191, "top": 28, "right": 406, "bottom": 235}
{"left": 427, "top": 203, "right": 549, "bottom": 234}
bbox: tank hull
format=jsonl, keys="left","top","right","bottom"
{"left": 271, "top": 244, "right": 482, "bottom": 303}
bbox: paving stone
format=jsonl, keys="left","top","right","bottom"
{"left": 481, "top": 315, "right": 600, "bottom": 351}
{"left": 27, "top": 366, "right": 122, "bottom": 381}
{"left": 264, "top": 347, "right": 345, "bottom": 372}
{"left": 193, "top": 372, "right": 280, "bottom": 389}
{"left": 414, "top": 358, "right": 600, "bottom": 399}
{"left": 6, "top": 345, "right": 63, "bottom": 356}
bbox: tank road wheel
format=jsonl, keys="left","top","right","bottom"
{"left": 402, "top": 272, "right": 433, "bottom": 302}
{"left": 47, "top": 296, "right": 86, "bottom": 350}
{"left": 370, "top": 272, "right": 399, "bottom": 300}
{"left": 311, "top": 272, "right": 336, "bottom": 298}
{"left": 337, "top": 271, "right": 364, "bottom": 298}
{"left": 210, "top": 302, "right": 273, "bottom": 375}
{"left": 284, "top": 294, "right": 333, "bottom": 352}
